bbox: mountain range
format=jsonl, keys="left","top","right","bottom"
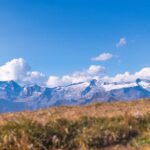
{"left": 0, "top": 78, "right": 150, "bottom": 113}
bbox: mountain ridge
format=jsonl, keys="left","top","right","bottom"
{"left": 0, "top": 78, "right": 149, "bottom": 112}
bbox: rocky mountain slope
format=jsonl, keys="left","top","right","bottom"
{"left": 0, "top": 79, "right": 149, "bottom": 112}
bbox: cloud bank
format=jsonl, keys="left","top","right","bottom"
{"left": 0, "top": 58, "right": 149, "bottom": 87}
{"left": 47, "top": 65, "right": 105, "bottom": 87}
{"left": 103, "top": 68, "right": 150, "bottom": 83}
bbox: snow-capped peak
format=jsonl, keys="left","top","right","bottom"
{"left": 0, "top": 79, "right": 149, "bottom": 113}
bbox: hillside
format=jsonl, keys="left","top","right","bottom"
{"left": 0, "top": 99, "right": 150, "bottom": 149}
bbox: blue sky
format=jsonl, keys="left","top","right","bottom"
{"left": 0, "top": 0, "right": 149, "bottom": 86}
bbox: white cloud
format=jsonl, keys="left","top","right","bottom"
{"left": 23, "top": 71, "right": 47, "bottom": 85}
{"left": 135, "top": 68, "right": 150, "bottom": 80}
{"left": 103, "top": 72, "right": 134, "bottom": 83}
{"left": 103, "top": 67, "right": 150, "bottom": 83}
{"left": 116, "top": 38, "right": 126, "bottom": 48}
{"left": 0, "top": 58, "right": 105, "bottom": 87}
{"left": 47, "top": 76, "right": 61, "bottom": 87}
{"left": 92, "top": 53, "right": 113, "bottom": 61}
{"left": 1, "top": 58, "right": 149, "bottom": 88}
{"left": 0, "top": 58, "right": 47, "bottom": 85}
{"left": 0, "top": 58, "right": 30, "bottom": 81}
{"left": 87, "top": 65, "right": 105, "bottom": 75}
{"left": 47, "top": 65, "right": 105, "bottom": 87}
{"left": 47, "top": 66, "right": 150, "bottom": 87}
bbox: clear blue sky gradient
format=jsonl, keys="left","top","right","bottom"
{"left": 0, "top": 0, "right": 149, "bottom": 76}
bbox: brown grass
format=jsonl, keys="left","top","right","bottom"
{"left": 0, "top": 99, "right": 150, "bottom": 150}
{"left": 1, "top": 98, "right": 150, "bottom": 124}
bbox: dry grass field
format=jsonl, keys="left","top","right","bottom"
{"left": 0, "top": 99, "right": 150, "bottom": 149}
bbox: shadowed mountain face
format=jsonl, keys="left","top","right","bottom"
{"left": 0, "top": 79, "right": 149, "bottom": 113}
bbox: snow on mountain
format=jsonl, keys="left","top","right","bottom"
{"left": 0, "top": 78, "right": 149, "bottom": 112}
{"left": 108, "top": 85, "right": 150, "bottom": 101}
{"left": 102, "top": 82, "right": 137, "bottom": 91}
{"left": 136, "top": 79, "right": 150, "bottom": 91}
{"left": 0, "top": 80, "right": 22, "bottom": 100}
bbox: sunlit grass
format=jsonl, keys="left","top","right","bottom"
{"left": 0, "top": 99, "right": 150, "bottom": 149}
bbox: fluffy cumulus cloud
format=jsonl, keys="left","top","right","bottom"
{"left": 0, "top": 58, "right": 149, "bottom": 87}
{"left": 135, "top": 68, "right": 150, "bottom": 79}
{"left": 0, "top": 58, "right": 47, "bottom": 85}
{"left": 0, "top": 58, "right": 105, "bottom": 87}
{"left": 47, "top": 66, "right": 150, "bottom": 87}
{"left": 87, "top": 65, "right": 105, "bottom": 75}
{"left": 103, "top": 68, "right": 150, "bottom": 83}
{"left": 47, "top": 76, "right": 61, "bottom": 87}
{"left": 47, "top": 65, "right": 105, "bottom": 87}
{"left": 103, "top": 72, "right": 134, "bottom": 83}
{"left": 0, "top": 58, "right": 30, "bottom": 81}
{"left": 116, "top": 37, "right": 126, "bottom": 48}
{"left": 23, "top": 71, "right": 47, "bottom": 85}
{"left": 92, "top": 53, "right": 113, "bottom": 61}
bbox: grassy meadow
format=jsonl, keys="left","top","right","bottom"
{"left": 0, "top": 99, "right": 150, "bottom": 149}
